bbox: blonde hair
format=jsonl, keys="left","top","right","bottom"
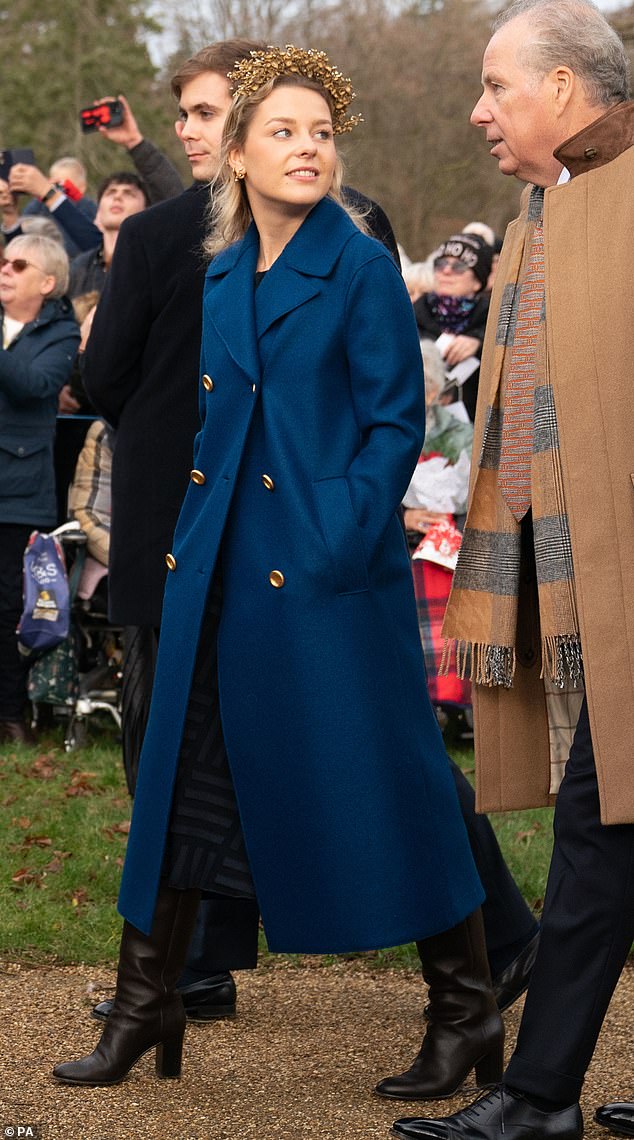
{"left": 205, "top": 73, "right": 369, "bottom": 259}
{"left": 49, "top": 157, "right": 87, "bottom": 192}
{"left": 5, "top": 234, "right": 70, "bottom": 298}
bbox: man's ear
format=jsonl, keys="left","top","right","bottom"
{"left": 552, "top": 66, "right": 575, "bottom": 116}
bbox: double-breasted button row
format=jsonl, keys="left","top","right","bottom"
{"left": 202, "top": 374, "right": 214, "bottom": 392}
{"left": 165, "top": 553, "right": 177, "bottom": 571}
{"left": 191, "top": 469, "right": 206, "bottom": 485}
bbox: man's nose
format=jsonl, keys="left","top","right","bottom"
{"left": 180, "top": 117, "right": 198, "bottom": 140}
{"left": 470, "top": 94, "right": 491, "bottom": 126}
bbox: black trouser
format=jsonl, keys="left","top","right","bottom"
{"left": 0, "top": 522, "right": 46, "bottom": 722}
{"left": 120, "top": 625, "right": 259, "bottom": 974}
{"left": 449, "top": 758, "right": 538, "bottom": 976}
{"left": 505, "top": 697, "right": 634, "bottom": 1103}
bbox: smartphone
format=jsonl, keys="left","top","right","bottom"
{"left": 79, "top": 99, "right": 124, "bottom": 133}
{"left": 0, "top": 148, "right": 36, "bottom": 181}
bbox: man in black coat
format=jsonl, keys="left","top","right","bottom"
{"left": 84, "top": 38, "right": 539, "bottom": 1030}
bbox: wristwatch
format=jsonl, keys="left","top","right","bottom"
{"left": 40, "top": 184, "right": 62, "bottom": 205}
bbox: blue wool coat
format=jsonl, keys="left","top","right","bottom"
{"left": 119, "top": 196, "right": 483, "bottom": 951}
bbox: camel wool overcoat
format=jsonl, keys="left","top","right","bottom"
{"left": 118, "top": 196, "right": 483, "bottom": 949}
{"left": 461, "top": 105, "right": 634, "bottom": 826}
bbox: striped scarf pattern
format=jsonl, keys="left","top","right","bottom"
{"left": 442, "top": 187, "right": 583, "bottom": 689}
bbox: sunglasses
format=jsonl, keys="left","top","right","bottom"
{"left": 433, "top": 257, "right": 473, "bottom": 274}
{"left": 0, "top": 256, "right": 48, "bottom": 275}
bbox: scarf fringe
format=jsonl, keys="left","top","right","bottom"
{"left": 440, "top": 639, "right": 516, "bottom": 689}
{"left": 541, "top": 634, "right": 584, "bottom": 689}
{"left": 441, "top": 635, "right": 583, "bottom": 690}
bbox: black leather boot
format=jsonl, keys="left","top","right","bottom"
{"left": 52, "top": 885, "right": 200, "bottom": 1086}
{"left": 375, "top": 909, "right": 504, "bottom": 1100}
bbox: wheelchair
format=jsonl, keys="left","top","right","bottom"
{"left": 28, "top": 521, "right": 123, "bottom": 751}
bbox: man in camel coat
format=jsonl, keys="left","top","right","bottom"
{"left": 392, "top": 1, "right": 634, "bottom": 1138}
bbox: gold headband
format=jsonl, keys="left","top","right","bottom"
{"left": 228, "top": 45, "right": 362, "bottom": 134}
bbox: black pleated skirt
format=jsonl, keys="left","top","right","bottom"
{"left": 161, "top": 571, "right": 256, "bottom": 899}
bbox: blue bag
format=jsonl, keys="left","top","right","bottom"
{"left": 17, "top": 531, "right": 70, "bottom": 656}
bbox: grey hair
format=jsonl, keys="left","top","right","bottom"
{"left": 494, "top": 0, "right": 630, "bottom": 106}
{"left": 420, "top": 339, "right": 447, "bottom": 403}
{"left": 5, "top": 234, "right": 70, "bottom": 298}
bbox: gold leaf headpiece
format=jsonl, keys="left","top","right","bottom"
{"left": 228, "top": 45, "right": 363, "bottom": 134}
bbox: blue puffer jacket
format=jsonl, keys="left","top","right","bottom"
{"left": 0, "top": 297, "right": 80, "bottom": 526}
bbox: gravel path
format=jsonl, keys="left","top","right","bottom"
{"left": 0, "top": 959, "right": 632, "bottom": 1140}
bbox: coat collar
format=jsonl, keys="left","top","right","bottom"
{"left": 554, "top": 100, "right": 634, "bottom": 179}
{"left": 205, "top": 197, "right": 360, "bottom": 379}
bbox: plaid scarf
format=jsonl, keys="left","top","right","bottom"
{"left": 442, "top": 187, "right": 582, "bottom": 689}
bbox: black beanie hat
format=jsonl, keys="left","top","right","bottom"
{"left": 433, "top": 233, "right": 493, "bottom": 290}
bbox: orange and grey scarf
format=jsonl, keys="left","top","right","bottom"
{"left": 442, "top": 187, "right": 582, "bottom": 689}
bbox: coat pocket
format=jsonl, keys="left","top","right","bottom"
{"left": 313, "top": 475, "right": 369, "bottom": 595}
{"left": 0, "top": 435, "right": 48, "bottom": 498}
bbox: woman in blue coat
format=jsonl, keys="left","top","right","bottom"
{"left": 0, "top": 234, "right": 79, "bottom": 744}
{"left": 54, "top": 47, "right": 503, "bottom": 1095}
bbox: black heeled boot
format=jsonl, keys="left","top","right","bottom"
{"left": 53, "top": 885, "right": 200, "bottom": 1086}
{"left": 375, "top": 909, "right": 504, "bottom": 1100}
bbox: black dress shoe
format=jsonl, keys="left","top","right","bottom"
{"left": 595, "top": 1104, "right": 634, "bottom": 1137}
{"left": 391, "top": 1085, "right": 583, "bottom": 1140}
{"left": 423, "top": 930, "right": 540, "bottom": 1020}
{"left": 91, "top": 972, "right": 237, "bottom": 1023}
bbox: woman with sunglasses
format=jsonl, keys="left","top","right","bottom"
{"left": 413, "top": 234, "right": 493, "bottom": 422}
{"left": 0, "top": 234, "right": 80, "bottom": 743}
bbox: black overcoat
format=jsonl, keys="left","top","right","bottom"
{"left": 83, "top": 184, "right": 210, "bottom": 625}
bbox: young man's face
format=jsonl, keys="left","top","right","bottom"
{"left": 96, "top": 182, "right": 147, "bottom": 232}
{"left": 175, "top": 71, "right": 234, "bottom": 182}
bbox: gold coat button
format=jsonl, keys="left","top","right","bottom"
{"left": 165, "top": 553, "right": 177, "bottom": 571}
{"left": 202, "top": 374, "right": 214, "bottom": 391}
{"left": 269, "top": 570, "right": 285, "bottom": 589}
{"left": 584, "top": 146, "right": 598, "bottom": 159}
{"left": 191, "top": 469, "right": 206, "bottom": 485}
{"left": 261, "top": 474, "right": 275, "bottom": 491}
{"left": 252, "top": 383, "right": 257, "bottom": 393}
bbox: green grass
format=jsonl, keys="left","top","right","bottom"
{"left": 0, "top": 727, "right": 554, "bottom": 969}
{"left": 0, "top": 724, "right": 128, "bottom": 964}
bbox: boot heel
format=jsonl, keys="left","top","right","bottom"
{"left": 156, "top": 1033, "right": 184, "bottom": 1079}
{"left": 475, "top": 1041, "right": 504, "bottom": 1086}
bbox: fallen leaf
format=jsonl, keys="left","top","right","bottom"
{"left": 11, "top": 867, "right": 42, "bottom": 886}
{"left": 22, "top": 835, "right": 53, "bottom": 848}
{"left": 1, "top": 795, "right": 17, "bottom": 807}
{"left": 515, "top": 822, "right": 543, "bottom": 843}
{"left": 102, "top": 820, "right": 131, "bottom": 840}
{"left": 15, "top": 817, "right": 32, "bottom": 830}
{"left": 29, "top": 754, "right": 57, "bottom": 779}
{"left": 65, "top": 770, "right": 98, "bottom": 796}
